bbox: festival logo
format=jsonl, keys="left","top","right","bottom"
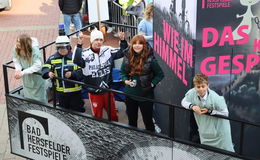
{"left": 11, "top": 110, "right": 87, "bottom": 160}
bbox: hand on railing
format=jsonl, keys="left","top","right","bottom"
{"left": 192, "top": 105, "right": 204, "bottom": 114}
{"left": 14, "top": 71, "right": 23, "bottom": 79}
{"left": 48, "top": 72, "right": 55, "bottom": 79}
{"left": 192, "top": 105, "right": 211, "bottom": 115}
{"left": 65, "top": 72, "right": 72, "bottom": 78}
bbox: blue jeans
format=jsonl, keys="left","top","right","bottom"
{"left": 63, "top": 13, "right": 82, "bottom": 36}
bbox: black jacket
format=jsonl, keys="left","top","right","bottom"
{"left": 58, "top": 0, "right": 82, "bottom": 14}
{"left": 73, "top": 40, "right": 128, "bottom": 94}
{"left": 123, "top": 44, "right": 155, "bottom": 90}
{"left": 42, "top": 52, "right": 83, "bottom": 93}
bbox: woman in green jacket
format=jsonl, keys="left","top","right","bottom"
{"left": 120, "top": 35, "right": 164, "bottom": 131}
{"left": 13, "top": 34, "right": 47, "bottom": 103}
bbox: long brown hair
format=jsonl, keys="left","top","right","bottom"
{"left": 129, "top": 35, "right": 148, "bottom": 76}
{"left": 15, "top": 34, "right": 33, "bottom": 63}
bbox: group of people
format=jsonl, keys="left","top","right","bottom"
{"left": 12, "top": 31, "right": 235, "bottom": 153}
{"left": 13, "top": 29, "right": 163, "bottom": 132}
{"left": 12, "top": 0, "right": 235, "bottom": 154}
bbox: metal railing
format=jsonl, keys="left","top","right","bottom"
{"left": 108, "top": 1, "right": 139, "bottom": 41}
{"left": 3, "top": 61, "right": 260, "bottom": 160}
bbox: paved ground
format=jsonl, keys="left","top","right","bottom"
{"left": 0, "top": 0, "right": 60, "bottom": 159}
{"left": 0, "top": 0, "right": 60, "bottom": 104}
{"left": 0, "top": 0, "right": 142, "bottom": 159}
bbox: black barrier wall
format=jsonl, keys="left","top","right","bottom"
{"left": 154, "top": 0, "right": 260, "bottom": 158}
{"left": 6, "top": 95, "right": 241, "bottom": 160}
{"left": 196, "top": 0, "right": 260, "bottom": 157}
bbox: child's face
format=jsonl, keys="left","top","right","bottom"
{"left": 91, "top": 38, "right": 104, "bottom": 50}
{"left": 194, "top": 82, "right": 208, "bottom": 97}
{"left": 58, "top": 48, "right": 69, "bottom": 56}
{"left": 133, "top": 41, "right": 144, "bottom": 53}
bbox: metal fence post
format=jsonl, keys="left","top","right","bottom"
{"left": 169, "top": 105, "right": 175, "bottom": 139}
{"left": 42, "top": 47, "right": 46, "bottom": 62}
{"left": 239, "top": 123, "right": 245, "bottom": 155}
{"left": 3, "top": 64, "right": 9, "bottom": 94}
{"left": 108, "top": 91, "right": 111, "bottom": 121}
{"left": 52, "top": 78, "right": 57, "bottom": 108}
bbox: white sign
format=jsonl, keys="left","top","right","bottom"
{"left": 11, "top": 110, "right": 87, "bottom": 160}
{"left": 88, "top": 0, "right": 109, "bottom": 23}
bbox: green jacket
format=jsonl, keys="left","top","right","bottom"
{"left": 185, "top": 88, "right": 234, "bottom": 152}
{"left": 13, "top": 47, "right": 47, "bottom": 103}
{"left": 120, "top": 54, "right": 164, "bottom": 101}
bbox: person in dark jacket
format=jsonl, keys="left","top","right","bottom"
{"left": 73, "top": 29, "right": 127, "bottom": 121}
{"left": 42, "top": 35, "right": 85, "bottom": 113}
{"left": 120, "top": 35, "right": 164, "bottom": 131}
{"left": 58, "top": 0, "right": 82, "bottom": 36}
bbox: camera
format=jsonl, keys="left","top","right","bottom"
{"left": 63, "top": 65, "right": 73, "bottom": 76}
{"left": 129, "top": 80, "right": 137, "bottom": 87}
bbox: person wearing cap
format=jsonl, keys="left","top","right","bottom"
{"left": 73, "top": 29, "right": 127, "bottom": 121}
{"left": 42, "top": 35, "right": 85, "bottom": 113}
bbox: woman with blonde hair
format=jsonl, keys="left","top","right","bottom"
{"left": 138, "top": 3, "right": 153, "bottom": 47}
{"left": 120, "top": 35, "right": 164, "bottom": 131}
{"left": 13, "top": 34, "right": 47, "bottom": 103}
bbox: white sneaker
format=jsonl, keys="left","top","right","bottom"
{"left": 70, "top": 24, "right": 75, "bottom": 32}
{"left": 154, "top": 123, "right": 161, "bottom": 133}
{"left": 107, "top": 27, "right": 114, "bottom": 33}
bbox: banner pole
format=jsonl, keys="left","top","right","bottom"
{"left": 97, "top": 0, "right": 101, "bottom": 30}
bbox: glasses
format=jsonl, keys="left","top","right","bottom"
{"left": 56, "top": 43, "right": 70, "bottom": 50}
{"left": 255, "top": 17, "right": 260, "bottom": 29}
{"left": 56, "top": 46, "right": 69, "bottom": 50}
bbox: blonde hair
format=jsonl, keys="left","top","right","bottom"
{"left": 193, "top": 73, "right": 208, "bottom": 85}
{"left": 144, "top": 3, "right": 153, "bottom": 21}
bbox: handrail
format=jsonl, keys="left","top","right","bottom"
{"left": 3, "top": 61, "right": 260, "bottom": 129}
{"left": 3, "top": 62, "right": 259, "bottom": 160}
{"left": 40, "top": 23, "right": 98, "bottom": 61}
{"left": 102, "top": 21, "right": 137, "bottom": 29}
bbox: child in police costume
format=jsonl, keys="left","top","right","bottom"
{"left": 42, "top": 35, "right": 85, "bottom": 113}
{"left": 181, "top": 73, "right": 234, "bottom": 152}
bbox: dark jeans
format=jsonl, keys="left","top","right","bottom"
{"left": 57, "top": 91, "right": 85, "bottom": 113}
{"left": 125, "top": 97, "right": 155, "bottom": 132}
